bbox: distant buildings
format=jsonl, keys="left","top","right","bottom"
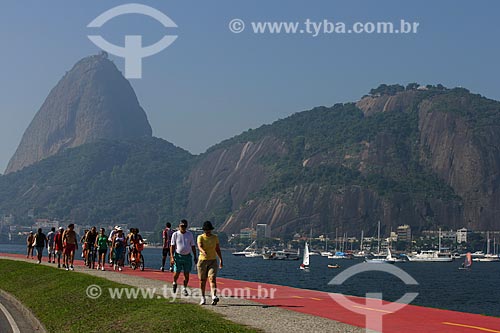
{"left": 256, "top": 224, "right": 271, "bottom": 239}
{"left": 441, "top": 230, "right": 457, "bottom": 241}
{"left": 32, "top": 219, "right": 59, "bottom": 230}
{"left": 239, "top": 228, "right": 255, "bottom": 240}
{"left": 397, "top": 225, "right": 412, "bottom": 242}
{"left": 456, "top": 228, "right": 469, "bottom": 243}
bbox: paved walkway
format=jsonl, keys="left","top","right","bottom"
{"left": 2, "top": 253, "right": 500, "bottom": 332}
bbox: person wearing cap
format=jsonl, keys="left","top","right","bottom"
{"left": 112, "top": 227, "right": 125, "bottom": 271}
{"left": 170, "top": 219, "right": 197, "bottom": 296}
{"left": 54, "top": 227, "right": 65, "bottom": 268}
{"left": 197, "top": 221, "right": 223, "bottom": 305}
{"left": 26, "top": 231, "right": 35, "bottom": 259}
{"left": 108, "top": 226, "right": 119, "bottom": 265}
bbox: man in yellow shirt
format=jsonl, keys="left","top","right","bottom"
{"left": 197, "top": 221, "right": 223, "bottom": 305}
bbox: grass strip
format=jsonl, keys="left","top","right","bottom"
{"left": 0, "top": 259, "right": 258, "bottom": 333}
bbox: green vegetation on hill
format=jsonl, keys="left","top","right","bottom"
{"left": 210, "top": 97, "right": 458, "bottom": 201}
{"left": 0, "top": 137, "right": 195, "bottom": 230}
{"left": 0, "top": 259, "right": 256, "bottom": 333}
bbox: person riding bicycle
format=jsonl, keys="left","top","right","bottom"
{"left": 129, "top": 228, "right": 144, "bottom": 263}
{"left": 84, "top": 227, "right": 98, "bottom": 268}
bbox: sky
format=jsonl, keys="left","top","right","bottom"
{"left": 1, "top": 0, "right": 499, "bottom": 172}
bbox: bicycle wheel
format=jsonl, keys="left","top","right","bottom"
{"left": 90, "top": 249, "right": 96, "bottom": 269}
{"left": 139, "top": 254, "right": 144, "bottom": 271}
{"left": 86, "top": 250, "right": 91, "bottom": 268}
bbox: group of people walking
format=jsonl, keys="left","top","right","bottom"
{"left": 26, "top": 219, "right": 224, "bottom": 305}
{"left": 26, "top": 225, "right": 144, "bottom": 272}
{"left": 26, "top": 224, "right": 79, "bottom": 270}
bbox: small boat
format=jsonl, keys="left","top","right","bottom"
{"left": 300, "top": 242, "right": 310, "bottom": 270}
{"left": 352, "top": 250, "right": 367, "bottom": 259}
{"left": 328, "top": 251, "right": 349, "bottom": 259}
{"left": 365, "top": 251, "right": 394, "bottom": 264}
{"left": 385, "top": 248, "right": 406, "bottom": 263}
{"left": 244, "top": 251, "right": 262, "bottom": 258}
{"left": 263, "top": 249, "right": 300, "bottom": 260}
{"left": 407, "top": 250, "right": 453, "bottom": 262}
{"left": 232, "top": 240, "right": 257, "bottom": 256}
{"left": 459, "top": 252, "right": 472, "bottom": 270}
{"left": 328, "top": 264, "right": 340, "bottom": 269}
{"left": 473, "top": 254, "right": 500, "bottom": 262}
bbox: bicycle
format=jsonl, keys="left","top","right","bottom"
{"left": 87, "top": 246, "right": 97, "bottom": 269}
{"left": 129, "top": 243, "right": 145, "bottom": 271}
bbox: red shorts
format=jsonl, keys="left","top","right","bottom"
{"left": 64, "top": 244, "right": 76, "bottom": 255}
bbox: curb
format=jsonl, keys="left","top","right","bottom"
{"left": 0, "top": 289, "right": 47, "bottom": 333}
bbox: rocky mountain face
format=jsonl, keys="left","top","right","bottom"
{"left": 186, "top": 86, "right": 500, "bottom": 236}
{"left": 2, "top": 77, "right": 499, "bottom": 237}
{"left": 5, "top": 53, "right": 152, "bottom": 174}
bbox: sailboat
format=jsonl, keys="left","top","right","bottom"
{"left": 353, "top": 230, "right": 366, "bottom": 258}
{"left": 459, "top": 252, "right": 472, "bottom": 270}
{"left": 300, "top": 242, "right": 310, "bottom": 270}
{"left": 232, "top": 240, "right": 257, "bottom": 256}
{"left": 475, "top": 232, "right": 500, "bottom": 262}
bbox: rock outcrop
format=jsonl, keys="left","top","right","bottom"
{"left": 5, "top": 53, "right": 152, "bottom": 174}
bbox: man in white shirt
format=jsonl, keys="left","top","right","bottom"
{"left": 107, "top": 226, "right": 119, "bottom": 265}
{"left": 170, "top": 219, "right": 197, "bottom": 296}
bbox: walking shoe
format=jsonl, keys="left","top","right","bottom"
{"left": 58, "top": 264, "right": 61, "bottom": 268}
{"left": 70, "top": 265, "right": 74, "bottom": 271}
{"left": 65, "top": 267, "right": 69, "bottom": 271}
{"left": 199, "top": 297, "right": 206, "bottom": 305}
{"left": 182, "top": 288, "right": 189, "bottom": 296}
{"left": 169, "top": 267, "right": 174, "bottom": 272}
{"left": 37, "top": 260, "right": 41, "bottom": 264}
{"left": 52, "top": 261, "right": 55, "bottom": 263}
{"left": 62, "top": 264, "right": 66, "bottom": 268}
{"left": 101, "top": 267, "right": 105, "bottom": 271}
{"left": 118, "top": 267, "right": 123, "bottom": 271}
{"left": 211, "top": 296, "right": 219, "bottom": 306}
{"left": 160, "top": 266, "right": 164, "bottom": 272}
{"left": 172, "top": 283, "right": 177, "bottom": 293}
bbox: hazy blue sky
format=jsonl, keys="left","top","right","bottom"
{"left": 1, "top": 0, "right": 499, "bottom": 172}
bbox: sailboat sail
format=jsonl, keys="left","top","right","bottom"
{"left": 465, "top": 252, "right": 472, "bottom": 268}
{"left": 303, "top": 242, "right": 310, "bottom": 266}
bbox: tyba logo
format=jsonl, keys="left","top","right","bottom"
{"left": 88, "top": 3, "right": 178, "bottom": 79}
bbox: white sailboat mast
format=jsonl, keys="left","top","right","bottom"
{"left": 377, "top": 221, "right": 381, "bottom": 254}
